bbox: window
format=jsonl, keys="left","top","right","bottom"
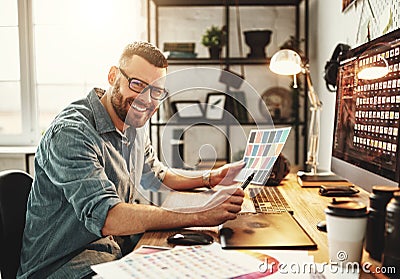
{"left": 0, "top": 0, "right": 22, "bottom": 137}
{"left": 0, "top": 0, "right": 146, "bottom": 145}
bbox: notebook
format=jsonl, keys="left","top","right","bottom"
{"left": 297, "top": 172, "right": 352, "bottom": 187}
{"left": 219, "top": 185, "right": 317, "bottom": 250}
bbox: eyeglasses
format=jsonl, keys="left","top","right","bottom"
{"left": 119, "top": 68, "right": 168, "bottom": 100}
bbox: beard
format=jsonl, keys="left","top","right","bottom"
{"left": 110, "top": 80, "right": 156, "bottom": 128}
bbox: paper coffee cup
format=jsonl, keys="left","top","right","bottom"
{"left": 325, "top": 199, "right": 368, "bottom": 265}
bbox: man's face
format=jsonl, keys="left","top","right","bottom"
{"left": 110, "top": 55, "right": 166, "bottom": 128}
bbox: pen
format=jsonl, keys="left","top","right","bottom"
{"left": 241, "top": 172, "right": 255, "bottom": 190}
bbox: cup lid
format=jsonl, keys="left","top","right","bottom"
{"left": 325, "top": 198, "right": 368, "bottom": 217}
{"left": 372, "top": 185, "right": 399, "bottom": 194}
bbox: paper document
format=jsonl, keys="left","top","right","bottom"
{"left": 161, "top": 185, "right": 239, "bottom": 211}
{"left": 235, "top": 127, "right": 291, "bottom": 185}
{"left": 91, "top": 243, "right": 261, "bottom": 279}
{"left": 92, "top": 244, "right": 323, "bottom": 278}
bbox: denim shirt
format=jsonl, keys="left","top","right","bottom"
{"left": 17, "top": 89, "right": 168, "bottom": 278}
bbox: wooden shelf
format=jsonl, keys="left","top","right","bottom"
{"left": 167, "top": 57, "right": 271, "bottom": 65}
{"left": 153, "top": 0, "right": 302, "bottom": 7}
{"left": 150, "top": 120, "right": 303, "bottom": 126}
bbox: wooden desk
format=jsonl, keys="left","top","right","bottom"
{"left": 136, "top": 174, "right": 384, "bottom": 279}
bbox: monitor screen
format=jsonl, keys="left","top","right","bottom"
{"left": 331, "top": 28, "right": 400, "bottom": 192}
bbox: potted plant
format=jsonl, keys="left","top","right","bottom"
{"left": 201, "top": 25, "right": 226, "bottom": 59}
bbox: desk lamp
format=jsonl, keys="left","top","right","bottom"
{"left": 357, "top": 53, "right": 388, "bottom": 80}
{"left": 269, "top": 49, "right": 322, "bottom": 175}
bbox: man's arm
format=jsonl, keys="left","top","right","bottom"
{"left": 142, "top": 130, "right": 244, "bottom": 191}
{"left": 162, "top": 161, "right": 245, "bottom": 190}
{"left": 101, "top": 188, "right": 244, "bottom": 236}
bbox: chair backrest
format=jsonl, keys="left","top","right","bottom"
{"left": 0, "top": 170, "right": 32, "bottom": 279}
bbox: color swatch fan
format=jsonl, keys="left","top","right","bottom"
{"left": 235, "top": 127, "right": 291, "bottom": 185}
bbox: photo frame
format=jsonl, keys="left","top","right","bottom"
{"left": 171, "top": 100, "right": 204, "bottom": 120}
{"left": 205, "top": 93, "right": 226, "bottom": 120}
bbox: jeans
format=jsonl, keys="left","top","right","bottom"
{"left": 47, "top": 236, "right": 122, "bottom": 279}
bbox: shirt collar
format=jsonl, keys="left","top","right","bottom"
{"left": 87, "top": 88, "right": 117, "bottom": 135}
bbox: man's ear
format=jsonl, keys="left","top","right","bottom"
{"left": 108, "top": 66, "right": 118, "bottom": 85}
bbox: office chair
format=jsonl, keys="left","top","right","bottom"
{"left": 0, "top": 170, "right": 33, "bottom": 279}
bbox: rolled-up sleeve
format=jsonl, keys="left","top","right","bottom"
{"left": 140, "top": 132, "right": 169, "bottom": 191}
{"left": 42, "top": 124, "right": 122, "bottom": 237}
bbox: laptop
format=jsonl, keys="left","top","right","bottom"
{"left": 220, "top": 128, "right": 317, "bottom": 249}
{"left": 219, "top": 180, "right": 317, "bottom": 250}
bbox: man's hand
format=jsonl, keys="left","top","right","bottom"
{"left": 102, "top": 188, "right": 245, "bottom": 236}
{"left": 211, "top": 160, "right": 245, "bottom": 186}
{"left": 195, "top": 188, "right": 244, "bottom": 226}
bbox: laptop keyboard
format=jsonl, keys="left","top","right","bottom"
{"left": 249, "top": 187, "right": 293, "bottom": 214}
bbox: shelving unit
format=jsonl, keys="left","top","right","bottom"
{"left": 166, "top": 57, "right": 268, "bottom": 65}
{"left": 147, "top": 0, "right": 309, "bottom": 169}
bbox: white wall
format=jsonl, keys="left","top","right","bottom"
{"left": 309, "top": 0, "right": 399, "bottom": 171}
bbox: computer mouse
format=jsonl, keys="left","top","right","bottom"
{"left": 167, "top": 232, "right": 214, "bottom": 245}
{"left": 317, "top": 220, "right": 327, "bottom": 232}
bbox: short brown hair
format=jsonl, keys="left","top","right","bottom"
{"left": 119, "top": 41, "right": 168, "bottom": 69}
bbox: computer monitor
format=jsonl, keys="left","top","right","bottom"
{"left": 331, "top": 28, "right": 400, "bottom": 192}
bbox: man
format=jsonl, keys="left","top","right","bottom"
{"left": 18, "top": 42, "right": 244, "bottom": 279}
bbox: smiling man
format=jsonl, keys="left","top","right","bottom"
{"left": 18, "top": 42, "right": 244, "bottom": 279}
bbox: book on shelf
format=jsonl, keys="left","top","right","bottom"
{"left": 297, "top": 172, "right": 353, "bottom": 187}
{"left": 163, "top": 42, "right": 195, "bottom": 53}
{"left": 163, "top": 42, "right": 197, "bottom": 59}
{"left": 165, "top": 51, "right": 198, "bottom": 59}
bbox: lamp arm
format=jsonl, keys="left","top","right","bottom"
{"left": 303, "top": 66, "right": 322, "bottom": 109}
{"left": 303, "top": 66, "right": 322, "bottom": 174}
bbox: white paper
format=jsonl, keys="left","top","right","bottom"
{"left": 91, "top": 243, "right": 261, "bottom": 279}
{"left": 235, "top": 127, "right": 292, "bottom": 185}
{"left": 91, "top": 244, "right": 324, "bottom": 279}
{"left": 161, "top": 185, "right": 240, "bottom": 211}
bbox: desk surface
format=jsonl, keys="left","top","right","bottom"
{"left": 136, "top": 173, "right": 383, "bottom": 279}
